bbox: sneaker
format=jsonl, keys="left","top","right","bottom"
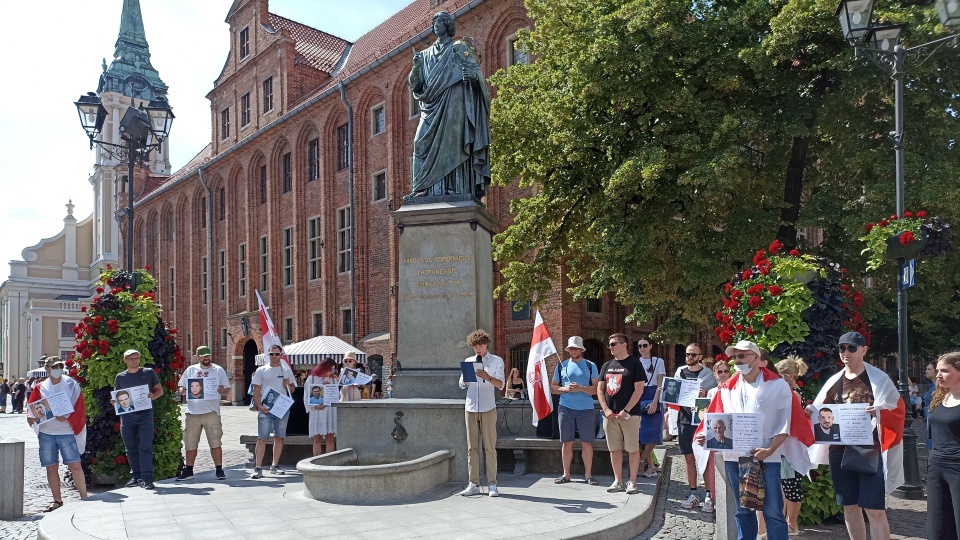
{"left": 488, "top": 485, "right": 499, "bottom": 497}
{"left": 625, "top": 481, "right": 639, "bottom": 494}
{"left": 459, "top": 482, "right": 481, "bottom": 496}
{"left": 270, "top": 465, "right": 284, "bottom": 475}
{"left": 251, "top": 467, "right": 263, "bottom": 479}
{"left": 641, "top": 465, "right": 659, "bottom": 478}
{"left": 606, "top": 481, "right": 625, "bottom": 493}
{"left": 175, "top": 467, "right": 194, "bottom": 481}
{"left": 215, "top": 467, "right": 226, "bottom": 480}
{"left": 125, "top": 478, "right": 140, "bottom": 488}
{"left": 702, "top": 495, "right": 714, "bottom": 513}
{"left": 681, "top": 493, "right": 700, "bottom": 509}
{"left": 140, "top": 480, "right": 156, "bottom": 490}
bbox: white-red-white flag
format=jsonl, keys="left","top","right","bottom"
{"left": 256, "top": 290, "right": 291, "bottom": 370}
{"left": 527, "top": 310, "right": 556, "bottom": 426}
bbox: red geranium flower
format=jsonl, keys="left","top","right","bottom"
{"left": 767, "top": 285, "right": 784, "bottom": 297}
{"left": 865, "top": 223, "right": 874, "bottom": 233}
{"left": 904, "top": 211, "right": 913, "bottom": 217}
{"left": 815, "top": 351, "right": 823, "bottom": 358}
{"left": 890, "top": 214, "right": 898, "bottom": 221}
{"left": 80, "top": 306, "right": 87, "bottom": 312}
{"left": 747, "top": 283, "right": 765, "bottom": 295}
{"left": 747, "top": 310, "right": 755, "bottom": 318}
{"left": 789, "top": 249, "right": 800, "bottom": 257}
{"left": 731, "top": 290, "right": 744, "bottom": 301}
{"left": 736, "top": 324, "right": 744, "bottom": 331}
{"left": 757, "top": 262, "right": 771, "bottom": 276}
{"left": 917, "top": 210, "right": 927, "bottom": 218}
{"left": 749, "top": 295, "right": 763, "bottom": 308}
{"left": 762, "top": 314, "right": 777, "bottom": 328}
{"left": 742, "top": 270, "right": 753, "bottom": 280}
{"left": 114, "top": 455, "right": 127, "bottom": 465}
{"left": 143, "top": 264, "right": 151, "bottom": 270}
{"left": 796, "top": 380, "right": 805, "bottom": 387}
{"left": 753, "top": 250, "right": 767, "bottom": 266}
{"left": 879, "top": 219, "right": 889, "bottom": 227}
{"left": 724, "top": 283, "right": 732, "bottom": 294}
{"left": 768, "top": 239, "right": 784, "bottom": 254}
{"left": 899, "top": 231, "right": 915, "bottom": 245}
{"left": 96, "top": 287, "right": 104, "bottom": 294}
{"left": 812, "top": 372, "right": 820, "bottom": 380}
{"left": 715, "top": 312, "right": 724, "bottom": 321}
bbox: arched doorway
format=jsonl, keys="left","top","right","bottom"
{"left": 243, "top": 339, "right": 260, "bottom": 405}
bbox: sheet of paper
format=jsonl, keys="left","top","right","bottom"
{"left": 461, "top": 361, "right": 481, "bottom": 383}
{"left": 704, "top": 413, "right": 762, "bottom": 452}
{"left": 660, "top": 377, "right": 701, "bottom": 407}
{"left": 338, "top": 368, "right": 373, "bottom": 386}
{"left": 809, "top": 403, "right": 873, "bottom": 445}
{"left": 322, "top": 384, "right": 341, "bottom": 404}
{"left": 28, "top": 392, "right": 74, "bottom": 425}
{"left": 263, "top": 388, "right": 294, "bottom": 418}
{"left": 185, "top": 377, "right": 222, "bottom": 401}
{"left": 113, "top": 385, "right": 152, "bottom": 415}
{"left": 692, "top": 398, "right": 711, "bottom": 426}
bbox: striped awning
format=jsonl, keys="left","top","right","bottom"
{"left": 27, "top": 368, "right": 47, "bottom": 378}
{"left": 254, "top": 335, "right": 367, "bottom": 367}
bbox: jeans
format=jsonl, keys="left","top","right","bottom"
{"left": 724, "top": 460, "right": 788, "bottom": 540}
{"left": 120, "top": 412, "right": 154, "bottom": 481}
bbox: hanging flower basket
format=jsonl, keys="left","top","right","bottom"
{"left": 883, "top": 231, "right": 928, "bottom": 261}
{"left": 860, "top": 211, "right": 954, "bottom": 271}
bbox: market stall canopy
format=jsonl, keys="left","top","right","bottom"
{"left": 27, "top": 368, "right": 48, "bottom": 378}
{"left": 254, "top": 336, "right": 366, "bottom": 367}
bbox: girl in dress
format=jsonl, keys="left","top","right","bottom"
{"left": 305, "top": 359, "right": 338, "bottom": 456}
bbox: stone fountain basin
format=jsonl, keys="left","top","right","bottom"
{"left": 298, "top": 448, "right": 455, "bottom": 504}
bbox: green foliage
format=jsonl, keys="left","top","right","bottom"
{"left": 488, "top": 0, "right": 960, "bottom": 348}
{"left": 73, "top": 267, "right": 185, "bottom": 481}
{"left": 799, "top": 465, "right": 843, "bottom": 525}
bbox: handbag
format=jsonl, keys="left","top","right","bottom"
{"left": 738, "top": 458, "right": 766, "bottom": 511}
{"left": 841, "top": 443, "right": 880, "bottom": 474}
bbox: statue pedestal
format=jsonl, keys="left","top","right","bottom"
{"left": 391, "top": 200, "right": 498, "bottom": 399}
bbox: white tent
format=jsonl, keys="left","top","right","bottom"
{"left": 27, "top": 367, "right": 47, "bottom": 378}
{"left": 254, "top": 335, "right": 367, "bottom": 367}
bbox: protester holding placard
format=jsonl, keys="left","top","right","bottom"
{"left": 305, "top": 359, "right": 339, "bottom": 457}
{"left": 251, "top": 344, "right": 297, "bottom": 478}
{"left": 673, "top": 343, "right": 717, "bottom": 511}
{"left": 113, "top": 349, "right": 163, "bottom": 490}
{"left": 339, "top": 352, "right": 364, "bottom": 402}
{"left": 927, "top": 351, "right": 960, "bottom": 540}
{"left": 693, "top": 340, "right": 813, "bottom": 540}
{"left": 806, "top": 332, "right": 904, "bottom": 540}
{"left": 26, "top": 356, "right": 87, "bottom": 512}
{"left": 176, "top": 346, "right": 231, "bottom": 481}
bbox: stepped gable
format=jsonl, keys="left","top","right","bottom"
{"left": 335, "top": 0, "right": 474, "bottom": 79}
{"left": 268, "top": 13, "right": 350, "bottom": 74}
{"left": 136, "top": 144, "right": 213, "bottom": 202}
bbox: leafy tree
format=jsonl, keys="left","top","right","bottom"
{"left": 489, "top": 0, "right": 960, "bottom": 347}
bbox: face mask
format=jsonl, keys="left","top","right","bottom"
{"left": 733, "top": 363, "right": 752, "bottom": 375}
{"left": 50, "top": 369, "right": 63, "bottom": 379}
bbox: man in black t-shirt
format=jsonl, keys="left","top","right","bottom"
{"left": 597, "top": 333, "right": 647, "bottom": 495}
{"left": 674, "top": 343, "right": 718, "bottom": 510}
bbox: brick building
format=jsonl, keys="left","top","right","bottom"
{"left": 125, "top": 0, "right": 681, "bottom": 399}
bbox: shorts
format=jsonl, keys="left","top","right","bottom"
{"left": 183, "top": 412, "right": 224, "bottom": 451}
{"left": 558, "top": 406, "right": 596, "bottom": 443}
{"left": 678, "top": 423, "right": 696, "bottom": 455}
{"left": 38, "top": 432, "right": 81, "bottom": 467}
{"left": 602, "top": 415, "right": 641, "bottom": 453}
{"left": 257, "top": 410, "right": 290, "bottom": 439}
{"left": 828, "top": 448, "right": 886, "bottom": 509}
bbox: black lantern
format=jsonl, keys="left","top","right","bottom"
{"left": 864, "top": 24, "right": 906, "bottom": 52}
{"left": 836, "top": 0, "right": 876, "bottom": 43}
{"left": 935, "top": 0, "right": 960, "bottom": 29}
{"left": 144, "top": 97, "right": 175, "bottom": 143}
{"left": 74, "top": 92, "right": 108, "bottom": 145}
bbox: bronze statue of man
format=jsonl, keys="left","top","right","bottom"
{"left": 407, "top": 12, "right": 491, "bottom": 200}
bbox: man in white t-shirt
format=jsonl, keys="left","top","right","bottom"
{"left": 176, "top": 346, "right": 231, "bottom": 481}
{"left": 251, "top": 344, "right": 297, "bottom": 478}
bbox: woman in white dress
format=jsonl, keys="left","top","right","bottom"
{"left": 305, "top": 359, "right": 338, "bottom": 456}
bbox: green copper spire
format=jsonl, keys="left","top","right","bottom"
{"left": 98, "top": 0, "right": 168, "bottom": 100}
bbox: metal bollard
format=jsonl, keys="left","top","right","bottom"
{"left": 0, "top": 437, "right": 25, "bottom": 520}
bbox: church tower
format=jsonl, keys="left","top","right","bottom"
{"left": 89, "top": 0, "right": 171, "bottom": 267}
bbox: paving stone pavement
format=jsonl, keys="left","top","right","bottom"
{"left": 0, "top": 405, "right": 252, "bottom": 540}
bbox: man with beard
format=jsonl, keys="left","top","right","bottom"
{"left": 176, "top": 346, "right": 231, "bottom": 481}
{"left": 551, "top": 336, "right": 600, "bottom": 485}
{"left": 675, "top": 343, "right": 718, "bottom": 511}
{"left": 814, "top": 408, "right": 842, "bottom": 442}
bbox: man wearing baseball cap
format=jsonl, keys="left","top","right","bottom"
{"left": 113, "top": 349, "right": 163, "bottom": 489}
{"left": 806, "top": 331, "right": 904, "bottom": 540}
{"left": 551, "top": 336, "right": 600, "bottom": 485}
{"left": 176, "top": 346, "right": 231, "bottom": 481}
{"left": 694, "top": 340, "right": 813, "bottom": 540}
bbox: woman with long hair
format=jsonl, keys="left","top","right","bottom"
{"left": 304, "top": 358, "right": 338, "bottom": 456}
{"left": 927, "top": 351, "right": 960, "bottom": 539}
{"left": 776, "top": 355, "right": 809, "bottom": 536}
{"left": 505, "top": 368, "right": 525, "bottom": 399}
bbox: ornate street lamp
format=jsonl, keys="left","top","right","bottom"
{"left": 835, "top": 0, "right": 957, "bottom": 501}
{"left": 74, "top": 92, "right": 173, "bottom": 271}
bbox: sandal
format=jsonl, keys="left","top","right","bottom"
{"left": 43, "top": 501, "right": 63, "bottom": 513}
{"left": 554, "top": 476, "right": 571, "bottom": 484}
{"left": 585, "top": 478, "right": 599, "bottom": 486}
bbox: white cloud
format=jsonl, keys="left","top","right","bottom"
{"left": 0, "top": 0, "right": 409, "bottom": 284}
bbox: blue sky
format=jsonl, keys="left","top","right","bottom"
{"left": 0, "top": 0, "right": 411, "bottom": 284}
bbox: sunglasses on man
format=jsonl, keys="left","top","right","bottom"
{"left": 838, "top": 345, "right": 859, "bottom": 353}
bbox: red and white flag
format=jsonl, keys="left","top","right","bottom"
{"left": 256, "top": 290, "right": 291, "bottom": 370}
{"left": 526, "top": 310, "right": 556, "bottom": 426}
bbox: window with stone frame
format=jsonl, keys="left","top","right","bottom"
{"left": 373, "top": 171, "right": 387, "bottom": 202}
{"left": 337, "top": 206, "right": 352, "bottom": 273}
{"left": 263, "top": 76, "right": 274, "bottom": 113}
{"left": 239, "top": 27, "right": 250, "bottom": 59}
{"left": 308, "top": 217, "right": 322, "bottom": 281}
{"left": 240, "top": 92, "right": 251, "bottom": 127}
{"left": 341, "top": 308, "right": 353, "bottom": 336}
{"left": 284, "top": 317, "right": 294, "bottom": 342}
{"left": 313, "top": 313, "right": 323, "bottom": 337}
{"left": 371, "top": 104, "right": 386, "bottom": 135}
{"left": 586, "top": 298, "right": 602, "bottom": 313}
{"left": 337, "top": 124, "right": 349, "bottom": 170}
{"left": 306, "top": 138, "right": 319, "bottom": 182}
{"left": 220, "top": 107, "right": 230, "bottom": 139}
{"left": 281, "top": 152, "right": 292, "bottom": 193}
{"left": 507, "top": 34, "right": 531, "bottom": 66}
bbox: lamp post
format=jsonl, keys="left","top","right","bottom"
{"left": 835, "top": 0, "right": 958, "bottom": 500}
{"left": 74, "top": 92, "right": 174, "bottom": 271}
